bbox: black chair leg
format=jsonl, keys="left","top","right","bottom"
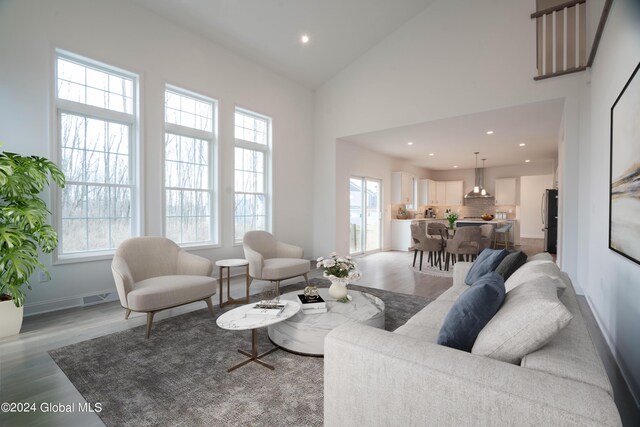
{"left": 413, "top": 250, "right": 418, "bottom": 267}
{"left": 419, "top": 251, "right": 424, "bottom": 270}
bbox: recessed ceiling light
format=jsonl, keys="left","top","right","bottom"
{"left": 453, "top": 165, "right": 458, "bottom": 168}
{"left": 486, "top": 130, "right": 494, "bottom": 135}
{"left": 407, "top": 141, "right": 413, "bottom": 145}
{"left": 519, "top": 143, "right": 526, "bottom": 147}
{"left": 429, "top": 153, "right": 435, "bottom": 156}
{"left": 301, "top": 34, "right": 310, "bottom": 44}
{"left": 525, "top": 159, "right": 531, "bottom": 163}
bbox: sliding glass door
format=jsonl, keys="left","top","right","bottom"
{"left": 349, "top": 177, "right": 382, "bottom": 255}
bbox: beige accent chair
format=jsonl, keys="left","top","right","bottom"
{"left": 111, "top": 237, "right": 216, "bottom": 339}
{"left": 243, "top": 231, "right": 310, "bottom": 296}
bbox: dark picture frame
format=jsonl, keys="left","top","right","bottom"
{"left": 609, "top": 61, "right": 640, "bottom": 265}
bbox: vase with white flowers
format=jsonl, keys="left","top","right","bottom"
{"left": 316, "top": 252, "right": 361, "bottom": 302}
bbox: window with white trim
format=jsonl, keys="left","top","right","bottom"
{"left": 164, "top": 87, "right": 217, "bottom": 245}
{"left": 234, "top": 108, "right": 271, "bottom": 243}
{"left": 55, "top": 52, "right": 138, "bottom": 256}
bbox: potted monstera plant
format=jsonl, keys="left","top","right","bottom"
{"left": 0, "top": 147, "right": 65, "bottom": 338}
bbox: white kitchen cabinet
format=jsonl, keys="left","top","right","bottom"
{"left": 428, "top": 180, "right": 438, "bottom": 205}
{"left": 419, "top": 179, "right": 464, "bottom": 206}
{"left": 390, "top": 220, "right": 413, "bottom": 251}
{"left": 495, "top": 177, "right": 517, "bottom": 205}
{"left": 435, "top": 181, "right": 446, "bottom": 205}
{"left": 391, "top": 172, "right": 416, "bottom": 206}
{"left": 445, "top": 180, "right": 463, "bottom": 205}
{"left": 418, "top": 179, "right": 430, "bottom": 206}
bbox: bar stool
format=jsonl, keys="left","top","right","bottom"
{"left": 494, "top": 223, "right": 512, "bottom": 250}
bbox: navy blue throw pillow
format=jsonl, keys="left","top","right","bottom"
{"left": 464, "top": 248, "right": 509, "bottom": 285}
{"left": 437, "top": 272, "right": 505, "bottom": 352}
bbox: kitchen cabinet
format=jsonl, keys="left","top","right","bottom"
{"left": 390, "top": 219, "right": 413, "bottom": 251}
{"left": 494, "top": 177, "right": 517, "bottom": 205}
{"left": 435, "top": 181, "right": 446, "bottom": 205}
{"left": 428, "top": 180, "right": 438, "bottom": 205}
{"left": 418, "top": 179, "right": 430, "bottom": 206}
{"left": 391, "top": 171, "right": 416, "bottom": 207}
{"left": 418, "top": 179, "right": 464, "bottom": 206}
{"left": 445, "top": 180, "right": 463, "bottom": 205}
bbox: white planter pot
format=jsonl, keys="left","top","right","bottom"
{"left": 0, "top": 299, "right": 23, "bottom": 338}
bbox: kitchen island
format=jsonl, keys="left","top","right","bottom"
{"left": 455, "top": 219, "right": 519, "bottom": 246}
{"left": 390, "top": 218, "right": 519, "bottom": 251}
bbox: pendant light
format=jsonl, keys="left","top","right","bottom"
{"left": 480, "top": 159, "right": 487, "bottom": 196}
{"left": 473, "top": 152, "right": 480, "bottom": 193}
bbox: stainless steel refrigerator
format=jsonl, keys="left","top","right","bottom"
{"left": 542, "top": 189, "right": 558, "bottom": 253}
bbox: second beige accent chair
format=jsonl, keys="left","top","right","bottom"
{"left": 243, "top": 231, "right": 310, "bottom": 295}
{"left": 111, "top": 237, "right": 216, "bottom": 339}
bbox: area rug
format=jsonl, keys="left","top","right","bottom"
{"left": 411, "top": 264, "right": 453, "bottom": 277}
{"left": 49, "top": 279, "right": 433, "bottom": 427}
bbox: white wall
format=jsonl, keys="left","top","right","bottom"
{"left": 520, "top": 175, "right": 553, "bottom": 238}
{"left": 580, "top": 0, "right": 640, "bottom": 405}
{"left": 336, "top": 140, "right": 428, "bottom": 254}
{"left": 313, "top": 0, "right": 586, "bottom": 285}
{"left": 0, "top": 0, "right": 315, "bottom": 314}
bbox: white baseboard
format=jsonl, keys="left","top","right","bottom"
{"left": 520, "top": 234, "right": 544, "bottom": 239}
{"left": 585, "top": 294, "right": 640, "bottom": 409}
{"left": 24, "top": 288, "right": 120, "bottom": 317}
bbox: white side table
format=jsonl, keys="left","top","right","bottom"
{"left": 216, "top": 300, "right": 301, "bottom": 371}
{"left": 216, "top": 259, "right": 250, "bottom": 308}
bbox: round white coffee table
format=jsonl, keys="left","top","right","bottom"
{"left": 216, "top": 300, "right": 300, "bottom": 372}
{"left": 268, "top": 289, "right": 385, "bottom": 356}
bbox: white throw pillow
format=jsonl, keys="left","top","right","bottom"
{"left": 504, "top": 260, "right": 567, "bottom": 296}
{"left": 471, "top": 276, "right": 573, "bottom": 364}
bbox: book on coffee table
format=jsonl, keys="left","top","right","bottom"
{"left": 302, "top": 306, "right": 327, "bottom": 315}
{"left": 246, "top": 303, "right": 286, "bottom": 317}
{"left": 297, "top": 294, "right": 326, "bottom": 309}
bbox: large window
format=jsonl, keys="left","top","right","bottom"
{"left": 164, "top": 87, "right": 217, "bottom": 245}
{"left": 55, "top": 52, "right": 137, "bottom": 257}
{"left": 234, "top": 108, "right": 271, "bottom": 243}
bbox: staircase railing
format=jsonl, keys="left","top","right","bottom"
{"left": 531, "top": 0, "right": 587, "bottom": 80}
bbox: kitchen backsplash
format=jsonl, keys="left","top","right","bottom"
{"left": 395, "top": 197, "right": 517, "bottom": 219}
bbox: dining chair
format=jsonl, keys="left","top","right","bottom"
{"left": 444, "top": 226, "right": 481, "bottom": 270}
{"left": 410, "top": 223, "right": 443, "bottom": 270}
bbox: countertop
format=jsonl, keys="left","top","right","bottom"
{"left": 455, "top": 219, "right": 508, "bottom": 224}
{"left": 392, "top": 218, "right": 517, "bottom": 222}
{"left": 391, "top": 218, "right": 445, "bottom": 221}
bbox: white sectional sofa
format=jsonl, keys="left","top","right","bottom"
{"left": 324, "top": 258, "right": 621, "bottom": 426}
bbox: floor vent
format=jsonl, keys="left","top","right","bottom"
{"left": 83, "top": 293, "right": 118, "bottom": 306}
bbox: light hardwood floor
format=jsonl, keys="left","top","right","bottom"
{"left": 0, "top": 245, "right": 638, "bottom": 426}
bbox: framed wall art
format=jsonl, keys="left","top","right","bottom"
{"left": 609, "top": 61, "right": 640, "bottom": 265}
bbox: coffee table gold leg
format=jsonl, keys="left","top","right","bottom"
{"left": 227, "top": 329, "right": 277, "bottom": 372}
